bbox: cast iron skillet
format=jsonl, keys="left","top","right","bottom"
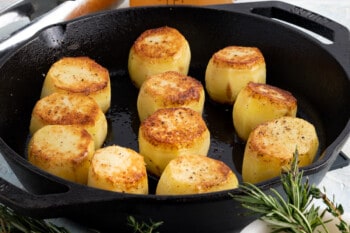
{"left": 0, "top": 1, "right": 349, "bottom": 232}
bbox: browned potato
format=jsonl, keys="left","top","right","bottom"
{"left": 88, "top": 145, "right": 148, "bottom": 194}
{"left": 137, "top": 71, "right": 205, "bottom": 122}
{"left": 28, "top": 125, "right": 94, "bottom": 184}
{"left": 156, "top": 154, "right": 238, "bottom": 195}
{"left": 139, "top": 107, "right": 210, "bottom": 176}
{"left": 128, "top": 26, "right": 191, "bottom": 88}
{"left": 242, "top": 116, "right": 319, "bottom": 184}
{"left": 233, "top": 82, "right": 297, "bottom": 141}
{"left": 29, "top": 92, "right": 107, "bottom": 149}
{"left": 205, "top": 46, "right": 266, "bottom": 104}
{"left": 41, "top": 56, "right": 111, "bottom": 113}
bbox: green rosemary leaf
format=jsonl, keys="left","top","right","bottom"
{"left": 289, "top": 204, "right": 313, "bottom": 233}
{"left": 127, "top": 216, "right": 163, "bottom": 233}
{"left": 233, "top": 149, "right": 350, "bottom": 233}
{"left": 269, "top": 188, "right": 291, "bottom": 216}
{"left": 0, "top": 204, "right": 69, "bottom": 233}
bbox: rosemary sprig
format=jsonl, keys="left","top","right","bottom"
{"left": 232, "top": 149, "right": 350, "bottom": 233}
{"left": 127, "top": 216, "right": 163, "bottom": 233}
{"left": 0, "top": 203, "right": 163, "bottom": 233}
{"left": 0, "top": 204, "right": 69, "bottom": 233}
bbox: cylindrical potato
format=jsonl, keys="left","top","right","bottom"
{"left": 205, "top": 46, "right": 266, "bottom": 104}
{"left": 88, "top": 145, "right": 148, "bottom": 194}
{"left": 156, "top": 154, "right": 238, "bottom": 195}
{"left": 139, "top": 107, "right": 210, "bottom": 176}
{"left": 128, "top": 26, "right": 191, "bottom": 88}
{"left": 28, "top": 125, "right": 95, "bottom": 184}
{"left": 41, "top": 56, "right": 111, "bottom": 113}
{"left": 233, "top": 82, "right": 297, "bottom": 141}
{"left": 242, "top": 116, "right": 319, "bottom": 184}
{"left": 137, "top": 71, "right": 205, "bottom": 122}
{"left": 29, "top": 92, "right": 107, "bottom": 149}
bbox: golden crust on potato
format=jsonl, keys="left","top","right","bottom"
{"left": 139, "top": 107, "right": 210, "bottom": 176}
{"left": 205, "top": 46, "right": 266, "bottom": 104}
{"left": 41, "top": 56, "right": 111, "bottom": 113}
{"left": 137, "top": 71, "right": 205, "bottom": 122}
{"left": 128, "top": 26, "right": 191, "bottom": 88}
{"left": 210, "top": 46, "right": 265, "bottom": 69}
{"left": 29, "top": 92, "right": 107, "bottom": 149}
{"left": 88, "top": 145, "right": 148, "bottom": 194}
{"left": 242, "top": 116, "right": 319, "bottom": 184}
{"left": 156, "top": 154, "right": 238, "bottom": 195}
{"left": 233, "top": 82, "right": 297, "bottom": 141}
{"left": 28, "top": 125, "right": 95, "bottom": 184}
{"left": 132, "top": 26, "right": 186, "bottom": 59}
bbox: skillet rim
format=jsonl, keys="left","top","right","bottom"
{"left": 0, "top": 2, "right": 349, "bottom": 202}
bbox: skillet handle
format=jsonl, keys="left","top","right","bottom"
{"left": 209, "top": 1, "right": 350, "bottom": 64}
{"left": 0, "top": 175, "right": 81, "bottom": 218}
{"left": 0, "top": 139, "right": 122, "bottom": 219}
{"left": 0, "top": 173, "right": 125, "bottom": 219}
{"left": 0, "top": 176, "right": 57, "bottom": 217}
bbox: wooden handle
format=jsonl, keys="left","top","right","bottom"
{"left": 65, "top": 0, "right": 122, "bottom": 20}
{"left": 130, "top": 0, "right": 234, "bottom": 7}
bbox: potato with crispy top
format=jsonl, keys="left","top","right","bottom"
{"left": 88, "top": 145, "right": 148, "bottom": 194}
{"left": 205, "top": 46, "right": 266, "bottom": 104}
{"left": 29, "top": 92, "right": 107, "bottom": 149}
{"left": 233, "top": 82, "right": 297, "bottom": 141}
{"left": 139, "top": 107, "right": 210, "bottom": 176}
{"left": 137, "top": 71, "right": 205, "bottom": 122}
{"left": 128, "top": 26, "right": 191, "bottom": 88}
{"left": 242, "top": 116, "right": 319, "bottom": 184}
{"left": 41, "top": 56, "right": 111, "bottom": 113}
{"left": 156, "top": 154, "right": 238, "bottom": 195}
{"left": 28, "top": 125, "right": 95, "bottom": 184}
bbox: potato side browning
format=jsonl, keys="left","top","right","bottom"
{"left": 233, "top": 82, "right": 297, "bottom": 141}
{"left": 41, "top": 56, "right": 111, "bottom": 113}
{"left": 205, "top": 46, "right": 266, "bottom": 104}
{"left": 128, "top": 26, "right": 191, "bottom": 88}
{"left": 28, "top": 125, "right": 95, "bottom": 184}
{"left": 156, "top": 154, "right": 238, "bottom": 195}
{"left": 242, "top": 116, "right": 319, "bottom": 184}
{"left": 137, "top": 71, "right": 205, "bottom": 122}
{"left": 29, "top": 92, "right": 107, "bottom": 149}
{"left": 139, "top": 107, "right": 210, "bottom": 176}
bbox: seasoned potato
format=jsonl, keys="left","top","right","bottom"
{"left": 88, "top": 145, "right": 148, "bottom": 194}
{"left": 28, "top": 125, "right": 94, "bottom": 184}
{"left": 128, "top": 26, "right": 191, "bottom": 88}
{"left": 137, "top": 71, "right": 205, "bottom": 122}
{"left": 41, "top": 56, "right": 111, "bottom": 113}
{"left": 233, "top": 82, "right": 297, "bottom": 141}
{"left": 139, "top": 107, "right": 210, "bottom": 176}
{"left": 205, "top": 46, "right": 266, "bottom": 104}
{"left": 156, "top": 154, "right": 238, "bottom": 195}
{"left": 29, "top": 92, "right": 107, "bottom": 149}
{"left": 242, "top": 116, "right": 319, "bottom": 184}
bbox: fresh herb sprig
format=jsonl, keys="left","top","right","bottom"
{"left": 0, "top": 204, "right": 163, "bottom": 233}
{"left": 127, "top": 216, "right": 163, "bottom": 233}
{"left": 0, "top": 204, "right": 69, "bottom": 233}
{"left": 232, "top": 149, "right": 350, "bottom": 233}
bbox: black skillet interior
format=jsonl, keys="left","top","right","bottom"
{"left": 0, "top": 2, "right": 349, "bottom": 232}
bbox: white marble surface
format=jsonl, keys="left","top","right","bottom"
{"left": 0, "top": 0, "right": 349, "bottom": 231}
